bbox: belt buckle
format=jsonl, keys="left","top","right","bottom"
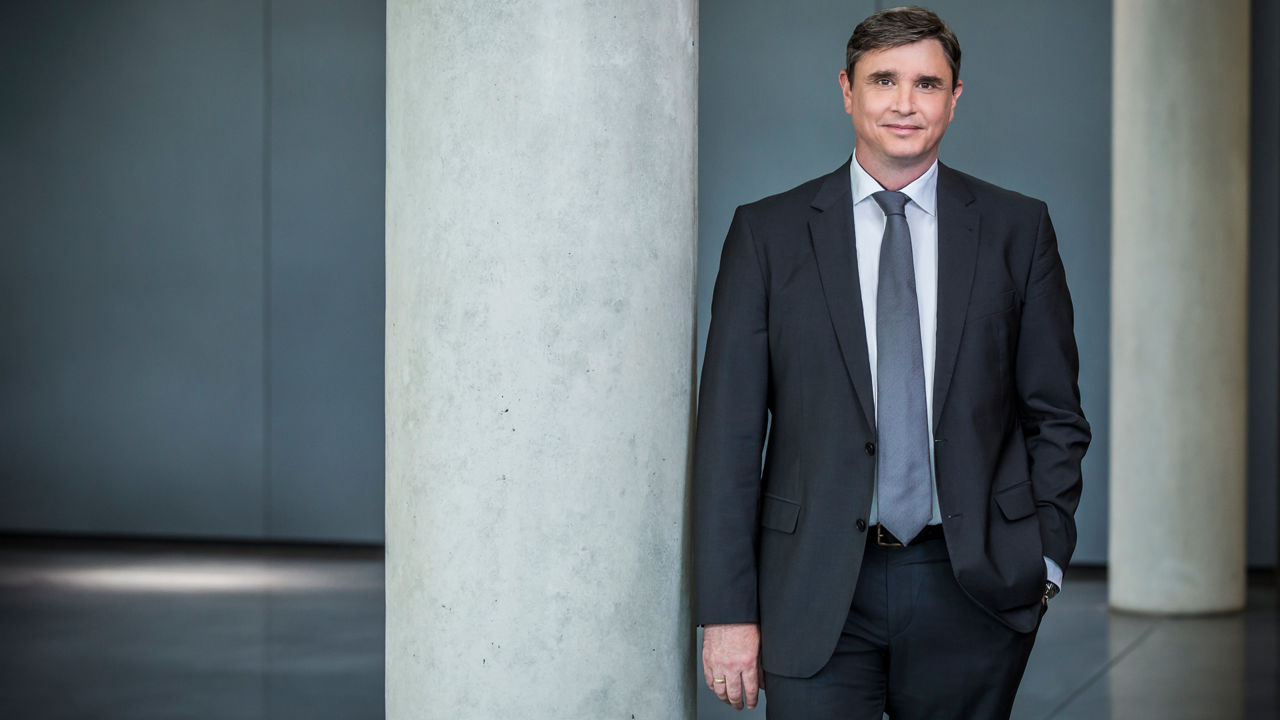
{"left": 875, "top": 524, "right": 904, "bottom": 548}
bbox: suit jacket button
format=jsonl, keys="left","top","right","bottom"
{"left": 864, "top": 442, "right": 875, "bottom": 456}
{"left": 856, "top": 519, "right": 867, "bottom": 532}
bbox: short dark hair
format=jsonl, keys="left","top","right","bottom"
{"left": 846, "top": 6, "right": 961, "bottom": 86}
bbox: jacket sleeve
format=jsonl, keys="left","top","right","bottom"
{"left": 693, "top": 206, "right": 771, "bottom": 626}
{"left": 1015, "top": 202, "right": 1092, "bottom": 570}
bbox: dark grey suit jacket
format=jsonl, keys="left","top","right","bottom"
{"left": 693, "top": 160, "right": 1091, "bottom": 678}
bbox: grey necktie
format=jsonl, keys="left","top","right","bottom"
{"left": 872, "top": 190, "right": 931, "bottom": 544}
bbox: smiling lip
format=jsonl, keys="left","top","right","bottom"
{"left": 884, "top": 123, "right": 922, "bottom": 132}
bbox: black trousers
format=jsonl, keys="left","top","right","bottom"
{"left": 763, "top": 534, "right": 1041, "bottom": 720}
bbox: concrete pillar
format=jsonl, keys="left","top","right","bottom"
{"left": 385, "top": 1, "right": 697, "bottom": 718}
{"left": 1109, "top": 0, "right": 1250, "bottom": 613}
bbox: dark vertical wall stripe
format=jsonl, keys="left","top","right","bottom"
{"left": 1249, "top": 0, "right": 1280, "bottom": 566}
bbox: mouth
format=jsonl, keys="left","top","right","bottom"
{"left": 883, "top": 123, "right": 923, "bottom": 134}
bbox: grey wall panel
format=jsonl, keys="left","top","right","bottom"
{"left": 267, "top": 0, "right": 385, "bottom": 542}
{"left": 0, "top": 1, "right": 267, "bottom": 537}
{"left": 698, "top": 0, "right": 877, "bottom": 372}
{"left": 698, "top": 1, "right": 1113, "bottom": 563}
{"left": 923, "top": 0, "right": 1112, "bottom": 563}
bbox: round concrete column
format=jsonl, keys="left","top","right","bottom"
{"left": 385, "top": 1, "right": 697, "bottom": 717}
{"left": 1109, "top": 0, "right": 1250, "bottom": 613}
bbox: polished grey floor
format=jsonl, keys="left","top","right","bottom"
{"left": 1, "top": 539, "right": 1275, "bottom": 719}
{"left": 697, "top": 570, "right": 1279, "bottom": 720}
{"left": 0, "top": 539, "right": 383, "bottom": 720}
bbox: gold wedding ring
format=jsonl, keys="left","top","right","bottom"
{"left": 713, "top": 678, "right": 726, "bottom": 684}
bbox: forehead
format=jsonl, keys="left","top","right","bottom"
{"left": 852, "top": 38, "right": 950, "bottom": 76}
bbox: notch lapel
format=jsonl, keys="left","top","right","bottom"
{"left": 809, "top": 161, "right": 876, "bottom": 430}
{"left": 932, "top": 163, "right": 980, "bottom": 430}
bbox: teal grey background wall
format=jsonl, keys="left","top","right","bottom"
{"left": 0, "top": 0, "right": 385, "bottom": 542}
{"left": 697, "top": 0, "right": 1278, "bottom": 567}
{"left": 0, "top": 0, "right": 1276, "bottom": 564}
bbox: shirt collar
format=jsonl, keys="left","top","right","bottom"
{"left": 849, "top": 156, "right": 939, "bottom": 217}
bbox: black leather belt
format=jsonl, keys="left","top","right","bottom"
{"left": 870, "top": 523, "right": 945, "bottom": 547}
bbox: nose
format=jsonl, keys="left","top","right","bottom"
{"left": 889, "top": 83, "right": 915, "bottom": 115}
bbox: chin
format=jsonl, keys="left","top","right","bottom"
{"left": 885, "top": 149, "right": 928, "bottom": 164}
{"left": 879, "top": 138, "right": 923, "bottom": 154}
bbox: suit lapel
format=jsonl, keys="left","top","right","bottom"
{"left": 932, "top": 163, "right": 980, "bottom": 430}
{"left": 809, "top": 161, "right": 876, "bottom": 430}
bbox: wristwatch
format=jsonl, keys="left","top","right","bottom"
{"left": 1042, "top": 580, "right": 1060, "bottom": 604}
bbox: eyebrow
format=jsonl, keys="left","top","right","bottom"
{"left": 864, "top": 69, "right": 949, "bottom": 88}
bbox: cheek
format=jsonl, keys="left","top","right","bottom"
{"left": 853, "top": 102, "right": 882, "bottom": 126}
{"left": 927, "top": 102, "right": 953, "bottom": 127}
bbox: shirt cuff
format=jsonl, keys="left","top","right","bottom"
{"left": 1044, "top": 556, "right": 1064, "bottom": 589}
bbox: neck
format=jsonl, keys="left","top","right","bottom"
{"left": 855, "top": 149, "right": 935, "bottom": 192}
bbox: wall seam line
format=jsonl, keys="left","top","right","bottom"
{"left": 262, "top": 0, "right": 273, "bottom": 541}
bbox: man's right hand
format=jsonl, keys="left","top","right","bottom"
{"left": 702, "top": 622, "right": 763, "bottom": 710}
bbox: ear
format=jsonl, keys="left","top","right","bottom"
{"left": 839, "top": 70, "right": 854, "bottom": 116}
{"left": 948, "top": 80, "right": 963, "bottom": 121}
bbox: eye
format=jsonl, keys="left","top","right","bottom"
{"left": 917, "top": 81, "right": 937, "bottom": 90}
{"left": 875, "top": 78, "right": 893, "bottom": 86}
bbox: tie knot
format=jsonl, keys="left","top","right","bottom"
{"left": 873, "top": 190, "right": 910, "bottom": 217}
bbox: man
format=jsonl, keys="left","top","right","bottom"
{"left": 694, "top": 6, "right": 1090, "bottom": 719}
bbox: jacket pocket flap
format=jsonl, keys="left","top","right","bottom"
{"left": 760, "top": 495, "right": 800, "bottom": 534}
{"left": 994, "top": 482, "right": 1037, "bottom": 521}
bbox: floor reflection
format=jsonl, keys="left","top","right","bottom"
{"left": 1107, "top": 613, "right": 1245, "bottom": 720}
{"left": 0, "top": 539, "right": 1274, "bottom": 720}
{"left": 0, "top": 538, "right": 383, "bottom": 720}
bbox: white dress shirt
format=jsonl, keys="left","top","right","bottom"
{"left": 849, "top": 156, "right": 1063, "bottom": 589}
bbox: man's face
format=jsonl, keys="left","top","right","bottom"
{"left": 839, "top": 39, "right": 962, "bottom": 177}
